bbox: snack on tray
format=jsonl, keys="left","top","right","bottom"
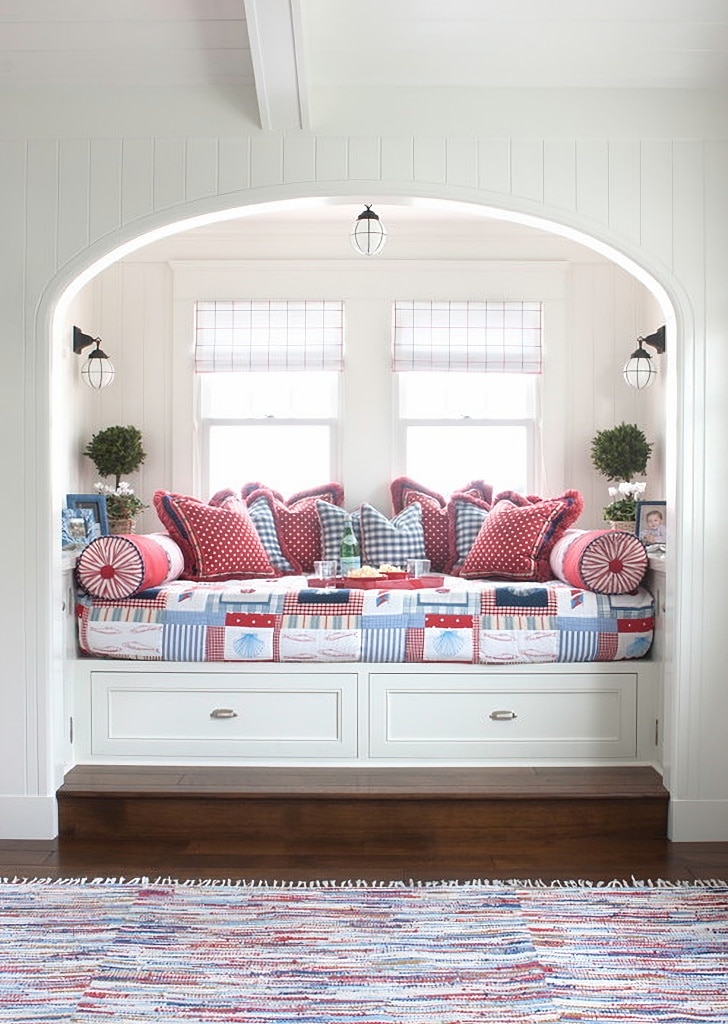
{"left": 378, "top": 563, "right": 402, "bottom": 573}
{"left": 346, "top": 565, "right": 383, "bottom": 578}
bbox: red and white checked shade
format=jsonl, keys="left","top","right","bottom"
{"left": 550, "top": 528, "right": 648, "bottom": 594}
{"left": 76, "top": 533, "right": 185, "bottom": 600}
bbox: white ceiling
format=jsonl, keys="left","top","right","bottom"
{"left": 0, "top": 0, "right": 726, "bottom": 130}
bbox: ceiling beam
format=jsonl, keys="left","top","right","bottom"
{"left": 243, "top": 0, "right": 309, "bottom": 130}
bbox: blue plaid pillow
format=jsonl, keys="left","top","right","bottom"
{"left": 359, "top": 502, "right": 426, "bottom": 568}
{"left": 248, "top": 495, "right": 295, "bottom": 574}
{"left": 316, "top": 501, "right": 361, "bottom": 563}
{"left": 450, "top": 496, "right": 490, "bottom": 571}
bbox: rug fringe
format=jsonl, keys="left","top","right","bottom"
{"left": 1, "top": 875, "right": 727, "bottom": 889}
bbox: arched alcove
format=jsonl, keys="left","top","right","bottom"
{"left": 40, "top": 185, "right": 689, "bottom": 838}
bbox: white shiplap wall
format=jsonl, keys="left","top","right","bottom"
{"left": 1, "top": 127, "right": 724, "bottom": 840}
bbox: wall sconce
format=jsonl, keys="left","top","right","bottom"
{"left": 350, "top": 205, "right": 386, "bottom": 256}
{"left": 623, "top": 325, "right": 666, "bottom": 390}
{"left": 73, "top": 326, "right": 115, "bottom": 390}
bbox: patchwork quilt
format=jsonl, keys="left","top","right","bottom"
{"left": 76, "top": 575, "right": 654, "bottom": 664}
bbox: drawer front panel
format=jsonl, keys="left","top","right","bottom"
{"left": 369, "top": 673, "right": 637, "bottom": 758}
{"left": 91, "top": 671, "right": 358, "bottom": 757}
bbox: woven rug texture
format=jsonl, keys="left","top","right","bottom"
{"left": 0, "top": 880, "right": 727, "bottom": 1022}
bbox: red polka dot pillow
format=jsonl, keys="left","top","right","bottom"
{"left": 75, "top": 532, "right": 185, "bottom": 599}
{"left": 549, "top": 528, "right": 648, "bottom": 593}
{"left": 458, "top": 490, "right": 584, "bottom": 581}
{"left": 154, "top": 490, "right": 275, "bottom": 581}
{"left": 390, "top": 477, "right": 494, "bottom": 573}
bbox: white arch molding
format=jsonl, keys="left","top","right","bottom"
{"left": 37, "top": 183, "right": 699, "bottom": 839}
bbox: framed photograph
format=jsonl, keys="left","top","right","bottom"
{"left": 66, "top": 492, "right": 109, "bottom": 536}
{"left": 636, "top": 500, "right": 667, "bottom": 549}
{"left": 61, "top": 506, "right": 97, "bottom": 549}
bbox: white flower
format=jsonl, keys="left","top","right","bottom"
{"left": 608, "top": 486, "right": 619, "bottom": 498}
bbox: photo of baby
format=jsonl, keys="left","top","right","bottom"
{"left": 636, "top": 501, "right": 667, "bottom": 548}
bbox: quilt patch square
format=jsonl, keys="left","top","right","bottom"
{"left": 361, "top": 627, "right": 407, "bottom": 662}
{"left": 224, "top": 625, "right": 275, "bottom": 660}
{"left": 162, "top": 624, "right": 207, "bottom": 661}
{"left": 479, "top": 629, "right": 559, "bottom": 664}
{"left": 278, "top": 629, "right": 361, "bottom": 662}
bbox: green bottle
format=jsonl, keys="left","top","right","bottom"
{"left": 339, "top": 521, "right": 361, "bottom": 575}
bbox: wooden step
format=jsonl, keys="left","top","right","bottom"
{"left": 57, "top": 765, "right": 669, "bottom": 855}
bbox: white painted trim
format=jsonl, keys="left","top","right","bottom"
{"left": 669, "top": 800, "right": 728, "bottom": 843}
{"left": 0, "top": 797, "right": 58, "bottom": 841}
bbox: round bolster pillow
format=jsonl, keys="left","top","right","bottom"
{"left": 75, "top": 532, "right": 185, "bottom": 599}
{"left": 549, "top": 528, "right": 648, "bottom": 594}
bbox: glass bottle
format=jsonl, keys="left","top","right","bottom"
{"left": 339, "top": 520, "right": 361, "bottom": 575}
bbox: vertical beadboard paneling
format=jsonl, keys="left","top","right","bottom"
{"left": 543, "top": 140, "right": 576, "bottom": 212}
{"left": 347, "top": 137, "right": 381, "bottom": 180}
{"left": 89, "top": 140, "right": 122, "bottom": 243}
{"left": 446, "top": 137, "right": 478, "bottom": 188}
{"left": 640, "top": 141, "right": 674, "bottom": 269}
{"left": 413, "top": 137, "right": 446, "bottom": 184}
{"left": 185, "top": 139, "right": 218, "bottom": 202}
{"left": 282, "top": 133, "right": 316, "bottom": 183}
{"left": 26, "top": 140, "right": 59, "bottom": 298}
{"left": 477, "top": 139, "right": 510, "bottom": 196}
{"left": 576, "top": 140, "right": 609, "bottom": 227}
{"left": 121, "top": 139, "right": 154, "bottom": 225}
{"left": 672, "top": 141, "right": 705, "bottom": 300}
{"left": 381, "top": 137, "right": 414, "bottom": 183}
{"left": 314, "top": 137, "right": 348, "bottom": 181}
{"left": 511, "top": 140, "right": 543, "bottom": 203}
{"left": 250, "top": 134, "right": 284, "bottom": 188}
{"left": 153, "top": 139, "right": 186, "bottom": 211}
{"left": 218, "top": 138, "right": 251, "bottom": 195}
{"left": 57, "top": 140, "right": 90, "bottom": 266}
{"left": 608, "top": 140, "right": 641, "bottom": 246}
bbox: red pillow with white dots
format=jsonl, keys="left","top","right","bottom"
{"left": 390, "top": 478, "right": 494, "bottom": 573}
{"left": 75, "top": 532, "right": 185, "bottom": 599}
{"left": 458, "top": 490, "right": 584, "bottom": 581}
{"left": 549, "top": 528, "right": 648, "bottom": 593}
{"left": 240, "top": 481, "right": 344, "bottom": 506}
{"left": 154, "top": 490, "right": 275, "bottom": 581}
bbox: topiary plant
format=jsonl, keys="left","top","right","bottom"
{"left": 590, "top": 422, "right": 652, "bottom": 482}
{"left": 84, "top": 425, "right": 146, "bottom": 488}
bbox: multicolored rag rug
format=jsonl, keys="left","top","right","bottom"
{"left": 0, "top": 879, "right": 727, "bottom": 1022}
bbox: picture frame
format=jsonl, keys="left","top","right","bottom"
{"left": 66, "top": 492, "right": 109, "bottom": 536}
{"left": 61, "top": 506, "right": 97, "bottom": 549}
{"left": 636, "top": 500, "right": 667, "bottom": 549}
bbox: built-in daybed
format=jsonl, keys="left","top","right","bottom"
{"left": 69, "top": 481, "right": 659, "bottom": 767}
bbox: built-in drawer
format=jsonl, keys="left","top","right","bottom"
{"left": 369, "top": 672, "right": 637, "bottom": 759}
{"left": 90, "top": 671, "right": 358, "bottom": 757}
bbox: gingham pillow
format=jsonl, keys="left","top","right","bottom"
{"left": 359, "top": 502, "right": 426, "bottom": 568}
{"left": 447, "top": 492, "right": 492, "bottom": 572}
{"left": 247, "top": 495, "right": 295, "bottom": 574}
{"left": 245, "top": 488, "right": 330, "bottom": 574}
{"left": 316, "top": 501, "right": 362, "bottom": 564}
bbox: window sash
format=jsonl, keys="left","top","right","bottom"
{"left": 195, "top": 300, "right": 344, "bottom": 372}
{"left": 393, "top": 300, "right": 542, "bottom": 373}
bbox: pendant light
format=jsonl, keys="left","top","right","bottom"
{"left": 350, "top": 205, "right": 386, "bottom": 256}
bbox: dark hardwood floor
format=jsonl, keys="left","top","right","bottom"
{"left": 2, "top": 765, "right": 726, "bottom": 885}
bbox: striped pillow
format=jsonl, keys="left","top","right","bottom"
{"left": 75, "top": 532, "right": 184, "bottom": 599}
{"left": 550, "top": 528, "right": 648, "bottom": 594}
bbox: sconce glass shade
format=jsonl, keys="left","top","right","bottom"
{"left": 81, "top": 346, "right": 115, "bottom": 389}
{"left": 623, "top": 346, "right": 657, "bottom": 389}
{"left": 351, "top": 205, "right": 386, "bottom": 256}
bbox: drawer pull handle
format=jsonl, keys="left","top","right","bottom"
{"left": 210, "top": 708, "right": 238, "bottom": 720}
{"left": 489, "top": 709, "right": 517, "bottom": 721}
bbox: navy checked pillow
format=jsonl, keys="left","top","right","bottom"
{"left": 449, "top": 494, "right": 490, "bottom": 572}
{"left": 359, "top": 502, "right": 426, "bottom": 567}
{"left": 316, "top": 501, "right": 361, "bottom": 564}
{"left": 248, "top": 496, "right": 295, "bottom": 574}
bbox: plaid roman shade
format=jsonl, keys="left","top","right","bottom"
{"left": 195, "top": 300, "right": 344, "bottom": 372}
{"left": 393, "top": 300, "right": 542, "bottom": 373}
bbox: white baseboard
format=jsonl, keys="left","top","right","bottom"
{"left": 669, "top": 799, "right": 728, "bottom": 842}
{"left": 0, "top": 796, "right": 58, "bottom": 840}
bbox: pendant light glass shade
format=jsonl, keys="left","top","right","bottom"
{"left": 351, "top": 205, "right": 386, "bottom": 256}
{"left": 623, "top": 347, "right": 657, "bottom": 389}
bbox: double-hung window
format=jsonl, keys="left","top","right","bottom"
{"left": 393, "top": 300, "right": 542, "bottom": 495}
{"left": 195, "top": 300, "right": 343, "bottom": 496}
